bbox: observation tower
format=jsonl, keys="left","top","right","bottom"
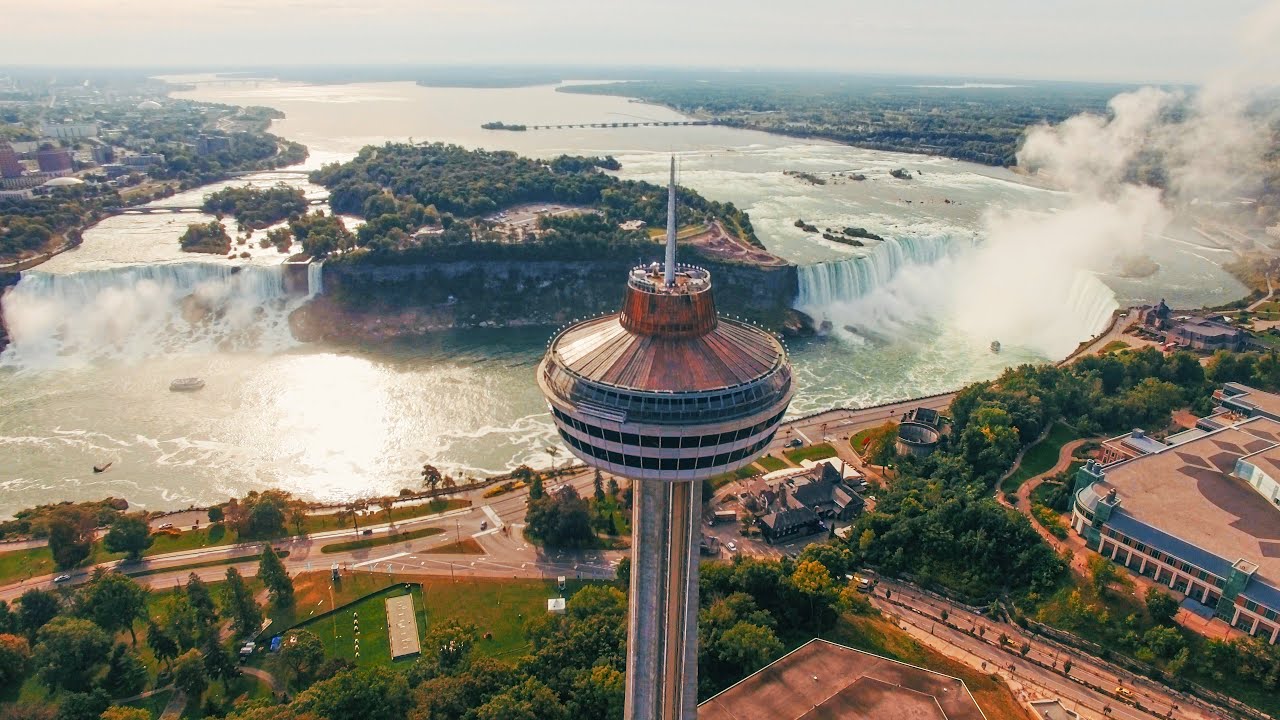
{"left": 537, "top": 158, "right": 794, "bottom": 719}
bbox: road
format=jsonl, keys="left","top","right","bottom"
{"left": 873, "top": 579, "right": 1230, "bottom": 720}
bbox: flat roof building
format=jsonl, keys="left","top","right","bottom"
{"left": 1072, "top": 386, "right": 1280, "bottom": 643}
{"left": 698, "top": 638, "right": 986, "bottom": 720}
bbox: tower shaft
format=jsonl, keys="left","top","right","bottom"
{"left": 625, "top": 478, "right": 700, "bottom": 719}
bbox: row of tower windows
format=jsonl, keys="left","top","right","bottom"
{"left": 558, "top": 428, "right": 774, "bottom": 472}
{"left": 551, "top": 406, "right": 786, "bottom": 448}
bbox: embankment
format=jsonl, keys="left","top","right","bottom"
{"left": 290, "top": 256, "right": 799, "bottom": 344}
{"left": 0, "top": 272, "right": 19, "bottom": 353}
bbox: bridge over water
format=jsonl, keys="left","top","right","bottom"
{"left": 490, "top": 120, "right": 714, "bottom": 131}
{"left": 104, "top": 197, "right": 325, "bottom": 214}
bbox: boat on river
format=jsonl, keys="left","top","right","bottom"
{"left": 990, "top": 340, "right": 1002, "bottom": 353}
{"left": 169, "top": 377, "right": 205, "bottom": 392}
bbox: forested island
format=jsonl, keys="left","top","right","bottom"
{"left": 480, "top": 121, "right": 527, "bottom": 131}
{"left": 290, "top": 143, "right": 797, "bottom": 340}
{"left": 178, "top": 220, "right": 231, "bottom": 255}
{"left": 201, "top": 184, "right": 309, "bottom": 231}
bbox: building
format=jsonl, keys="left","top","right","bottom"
{"left": 41, "top": 122, "right": 98, "bottom": 140}
{"left": 1138, "top": 298, "right": 1172, "bottom": 331}
{"left": 1168, "top": 316, "right": 1245, "bottom": 351}
{"left": 751, "top": 461, "right": 865, "bottom": 543}
{"left": 122, "top": 153, "right": 165, "bottom": 167}
{"left": 196, "top": 134, "right": 233, "bottom": 155}
{"left": 35, "top": 146, "right": 73, "bottom": 174}
{"left": 91, "top": 144, "right": 115, "bottom": 165}
{"left": 0, "top": 142, "right": 23, "bottom": 178}
{"left": 1030, "top": 699, "right": 1079, "bottom": 720}
{"left": 538, "top": 157, "right": 793, "bottom": 719}
{"left": 698, "top": 638, "right": 986, "bottom": 720}
{"left": 1071, "top": 386, "right": 1280, "bottom": 643}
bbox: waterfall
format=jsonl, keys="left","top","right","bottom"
{"left": 796, "top": 235, "right": 956, "bottom": 309}
{"left": 307, "top": 259, "right": 325, "bottom": 297}
{"left": 0, "top": 263, "right": 304, "bottom": 367}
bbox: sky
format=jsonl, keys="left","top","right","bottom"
{"left": 3, "top": 0, "right": 1277, "bottom": 84}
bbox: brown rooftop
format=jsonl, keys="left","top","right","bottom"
{"left": 1095, "top": 417, "right": 1280, "bottom": 586}
{"left": 698, "top": 639, "right": 985, "bottom": 720}
{"left": 549, "top": 313, "right": 785, "bottom": 393}
{"left": 1223, "top": 384, "right": 1280, "bottom": 421}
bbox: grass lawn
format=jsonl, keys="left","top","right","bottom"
{"left": 293, "top": 583, "right": 426, "bottom": 668}
{"left": 423, "top": 538, "right": 485, "bottom": 554}
{"left": 1097, "top": 339, "right": 1131, "bottom": 354}
{"left": 320, "top": 527, "right": 444, "bottom": 554}
{"left": 301, "top": 498, "right": 470, "bottom": 535}
{"left": 708, "top": 465, "right": 759, "bottom": 491}
{"left": 1001, "top": 422, "right": 1080, "bottom": 493}
{"left": 850, "top": 423, "right": 897, "bottom": 457}
{"left": 0, "top": 543, "right": 122, "bottom": 585}
{"left": 181, "top": 672, "right": 271, "bottom": 719}
{"left": 126, "top": 550, "right": 290, "bottom": 579}
{"left": 826, "top": 613, "right": 1034, "bottom": 720}
{"left": 784, "top": 442, "right": 837, "bottom": 464}
{"left": 756, "top": 454, "right": 789, "bottom": 472}
{"left": 273, "top": 572, "right": 599, "bottom": 663}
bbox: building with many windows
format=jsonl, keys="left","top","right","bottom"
{"left": 1071, "top": 386, "right": 1280, "bottom": 643}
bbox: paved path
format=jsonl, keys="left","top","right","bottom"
{"left": 1014, "top": 438, "right": 1092, "bottom": 508}
{"left": 158, "top": 690, "right": 186, "bottom": 720}
{"left": 1247, "top": 275, "right": 1275, "bottom": 312}
{"left": 240, "top": 666, "right": 280, "bottom": 694}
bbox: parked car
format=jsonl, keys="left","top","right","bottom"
{"left": 1114, "top": 687, "right": 1133, "bottom": 699}
{"left": 158, "top": 523, "right": 173, "bottom": 530}
{"left": 53, "top": 574, "right": 72, "bottom": 583}
{"left": 480, "top": 520, "right": 488, "bottom": 530}
{"left": 785, "top": 438, "right": 803, "bottom": 448}
{"left": 726, "top": 541, "right": 738, "bottom": 552}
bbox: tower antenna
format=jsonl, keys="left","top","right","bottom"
{"left": 664, "top": 155, "right": 677, "bottom": 287}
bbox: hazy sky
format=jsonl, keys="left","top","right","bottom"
{"left": 4, "top": 0, "right": 1277, "bottom": 84}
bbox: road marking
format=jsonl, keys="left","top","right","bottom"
{"left": 350, "top": 552, "right": 408, "bottom": 569}
{"left": 481, "top": 505, "right": 504, "bottom": 530}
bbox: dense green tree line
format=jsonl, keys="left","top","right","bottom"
{"left": 201, "top": 184, "right": 309, "bottom": 231}
{"left": 308, "top": 142, "right": 760, "bottom": 254}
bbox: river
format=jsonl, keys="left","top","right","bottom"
{"left": 0, "top": 77, "right": 1250, "bottom": 515}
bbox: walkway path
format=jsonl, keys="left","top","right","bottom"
{"left": 158, "top": 691, "right": 186, "bottom": 720}
{"left": 1247, "top": 275, "right": 1275, "bottom": 312}
{"left": 240, "top": 666, "right": 280, "bottom": 694}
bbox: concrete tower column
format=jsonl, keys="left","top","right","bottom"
{"left": 625, "top": 479, "right": 700, "bottom": 720}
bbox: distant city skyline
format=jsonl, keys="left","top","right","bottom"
{"left": 2, "top": 0, "right": 1277, "bottom": 86}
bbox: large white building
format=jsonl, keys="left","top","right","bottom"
{"left": 41, "top": 122, "right": 98, "bottom": 140}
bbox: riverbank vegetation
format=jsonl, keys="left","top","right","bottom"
{"left": 561, "top": 74, "right": 1126, "bottom": 166}
{"left": 201, "top": 184, "right": 309, "bottom": 231}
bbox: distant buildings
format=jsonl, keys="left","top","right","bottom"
{"left": 196, "top": 134, "right": 233, "bottom": 155}
{"left": 1073, "top": 383, "right": 1280, "bottom": 644}
{"left": 122, "top": 153, "right": 165, "bottom": 167}
{"left": 698, "top": 638, "right": 985, "bottom": 720}
{"left": 0, "top": 142, "right": 23, "bottom": 178}
{"left": 35, "top": 146, "right": 73, "bottom": 174}
{"left": 41, "top": 122, "right": 98, "bottom": 140}
{"left": 896, "top": 406, "right": 943, "bottom": 457}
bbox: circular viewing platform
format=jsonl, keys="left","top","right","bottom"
{"left": 627, "top": 264, "right": 711, "bottom": 295}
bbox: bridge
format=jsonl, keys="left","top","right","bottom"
{"left": 492, "top": 120, "right": 714, "bottom": 131}
{"left": 226, "top": 169, "right": 313, "bottom": 178}
{"left": 104, "top": 198, "right": 325, "bottom": 214}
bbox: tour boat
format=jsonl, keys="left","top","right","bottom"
{"left": 990, "top": 340, "right": 1002, "bottom": 353}
{"left": 92, "top": 461, "right": 112, "bottom": 474}
{"left": 169, "top": 377, "right": 205, "bottom": 392}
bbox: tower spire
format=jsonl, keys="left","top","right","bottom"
{"left": 664, "top": 155, "right": 677, "bottom": 287}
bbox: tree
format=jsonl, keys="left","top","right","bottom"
{"left": 185, "top": 574, "right": 219, "bottom": 642}
{"left": 377, "top": 497, "right": 395, "bottom": 524}
{"left": 202, "top": 634, "right": 238, "bottom": 681}
{"left": 544, "top": 445, "right": 560, "bottom": 472}
{"left": 1019, "top": 641, "right": 1031, "bottom": 657}
{"left": 103, "top": 644, "right": 148, "bottom": 698}
{"left": 146, "top": 620, "right": 179, "bottom": 670}
{"left": 789, "top": 559, "right": 837, "bottom": 627}
{"left": 74, "top": 570, "right": 149, "bottom": 644}
{"left": 54, "top": 689, "right": 110, "bottom": 720}
{"left": 1145, "top": 587, "right": 1179, "bottom": 626}
{"left": 418, "top": 619, "right": 476, "bottom": 674}
{"left": 258, "top": 544, "right": 295, "bottom": 609}
{"left": 220, "top": 567, "right": 263, "bottom": 637}
{"left": 713, "top": 622, "right": 782, "bottom": 675}
{"left": 0, "top": 633, "right": 32, "bottom": 689}
{"left": 207, "top": 505, "right": 225, "bottom": 524}
{"left": 17, "top": 589, "right": 60, "bottom": 640}
{"left": 281, "top": 630, "right": 326, "bottom": 689}
{"left": 606, "top": 477, "right": 620, "bottom": 499}
{"left": 1062, "top": 658, "right": 1072, "bottom": 675}
{"left": 295, "top": 666, "right": 411, "bottom": 720}
{"left": 592, "top": 469, "right": 605, "bottom": 503}
{"left": 0, "top": 600, "right": 14, "bottom": 635}
{"left": 528, "top": 473, "right": 545, "bottom": 500}
{"left": 173, "top": 649, "right": 209, "bottom": 703}
{"left": 420, "top": 463, "right": 443, "bottom": 492}
{"left": 103, "top": 514, "right": 154, "bottom": 562}
{"left": 1087, "top": 554, "right": 1119, "bottom": 596}
{"left": 569, "top": 665, "right": 624, "bottom": 720}
{"left": 474, "top": 677, "right": 567, "bottom": 720}
{"left": 33, "top": 617, "right": 111, "bottom": 691}
{"left": 524, "top": 486, "right": 594, "bottom": 548}
{"left": 47, "top": 507, "right": 95, "bottom": 570}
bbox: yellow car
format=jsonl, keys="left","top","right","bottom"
{"left": 1114, "top": 687, "right": 1133, "bottom": 699}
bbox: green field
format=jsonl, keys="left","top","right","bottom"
{"left": 1001, "top": 423, "right": 1080, "bottom": 493}
{"left": 1097, "top": 339, "right": 1131, "bottom": 354}
{"left": 756, "top": 454, "right": 789, "bottom": 472}
{"left": 784, "top": 442, "right": 837, "bottom": 464}
{"left": 320, "top": 527, "right": 445, "bottom": 554}
{"left": 275, "top": 574, "right": 598, "bottom": 665}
